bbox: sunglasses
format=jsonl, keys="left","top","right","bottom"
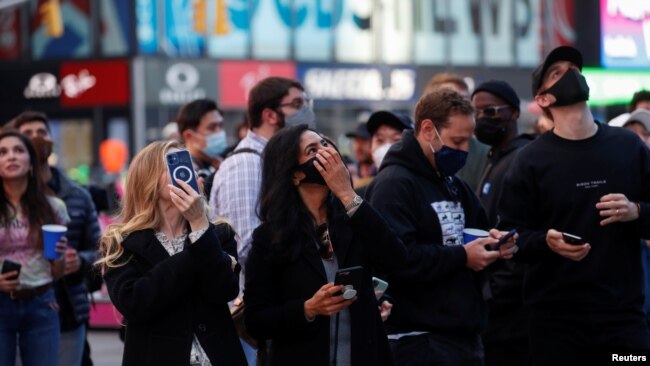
{"left": 475, "top": 104, "right": 511, "bottom": 118}
{"left": 316, "top": 223, "right": 334, "bottom": 261}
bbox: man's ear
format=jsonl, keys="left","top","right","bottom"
{"left": 262, "top": 108, "right": 281, "bottom": 127}
{"left": 419, "top": 119, "right": 435, "bottom": 141}
{"left": 181, "top": 129, "right": 194, "bottom": 143}
{"left": 535, "top": 93, "right": 554, "bottom": 108}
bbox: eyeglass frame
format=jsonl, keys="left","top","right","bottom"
{"left": 276, "top": 97, "right": 313, "bottom": 111}
{"left": 474, "top": 104, "right": 512, "bottom": 118}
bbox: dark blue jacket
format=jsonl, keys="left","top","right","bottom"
{"left": 49, "top": 167, "right": 101, "bottom": 331}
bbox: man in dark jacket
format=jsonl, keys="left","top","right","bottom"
{"left": 366, "top": 90, "right": 517, "bottom": 365}
{"left": 498, "top": 46, "right": 650, "bottom": 365}
{"left": 14, "top": 111, "right": 101, "bottom": 366}
{"left": 471, "top": 81, "right": 534, "bottom": 366}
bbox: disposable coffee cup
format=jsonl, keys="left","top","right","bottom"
{"left": 462, "top": 228, "right": 489, "bottom": 245}
{"left": 42, "top": 225, "right": 67, "bottom": 260}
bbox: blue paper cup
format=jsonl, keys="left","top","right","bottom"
{"left": 462, "top": 228, "right": 489, "bottom": 245}
{"left": 42, "top": 225, "right": 67, "bottom": 260}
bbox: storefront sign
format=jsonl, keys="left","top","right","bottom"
{"left": 144, "top": 59, "right": 218, "bottom": 106}
{"left": 219, "top": 61, "right": 296, "bottom": 108}
{"left": 24, "top": 72, "right": 61, "bottom": 99}
{"left": 298, "top": 65, "right": 416, "bottom": 103}
{"left": 60, "top": 60, "right": 129, "bottom": 107}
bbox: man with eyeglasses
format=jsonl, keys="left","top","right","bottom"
{"left": 470, "top": 81, "right": 534, "bottom": 366}
{"left": 209, "top": 77, "right": 314, "bottom": 365}
{"left": 498, "top": 46, "right": 650, "bottom": 365}
{"left": 366, "top": 89, "right": 517, "bottom": 365}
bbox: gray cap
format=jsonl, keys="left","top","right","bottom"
{"left": 625, "top": 109, "right": 650, "bottom": 131}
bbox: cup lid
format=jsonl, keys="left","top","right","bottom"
{"left": 462, "top": 228, "right": 489, "bottom": 237}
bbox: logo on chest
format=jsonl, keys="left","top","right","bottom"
{"left": 431, "top": 201, "right": 465, "bottom": 246}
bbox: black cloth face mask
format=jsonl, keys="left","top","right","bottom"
{"left": 543, "top": 68, "right": 590, "bottom": 107}
{"left": 475, "top": 117, "right": 508, "bottom": 146}
{"left": 297, "top": 157, "right": 326, "bottom": 186}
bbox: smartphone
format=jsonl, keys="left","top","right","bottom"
{"left": 165, "top": 150, "right": 200, "bottom": 194}
{"left": 1, "top": 259, "right": 21, "bottom": 279}
{"left": 335, "top": 266, "right": 364, "bottom": 300}
{"left": 487, "top": 229, "right": 517, "bottom": 251}
{"left": 562, "top": 232, "right": 585, "bottom": 245}
{"left": 372, "top": 277, "right": 389, "bottom": 299}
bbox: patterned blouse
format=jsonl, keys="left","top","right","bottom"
{"left": 155, "top": 226, "right": 211, "bottom": 366}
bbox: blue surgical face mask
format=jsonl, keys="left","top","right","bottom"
{"left": 284, "top": 105, "right": 316, "bottom": 129}
{"left": 429, "top": 129, "right": 468, "bottom": 177}
{"left": 202, "top": 130, "right": 227, "bottom": 158}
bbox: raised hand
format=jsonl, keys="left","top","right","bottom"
{"left": 168, "top": 179, "right": 209, "bottom": 232}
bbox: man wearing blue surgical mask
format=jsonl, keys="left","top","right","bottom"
{"left": 177, "top": 98, "right": 227, "bottom": 201}
{"left": 366, "top": 90, "right": 517, "bottom": 365}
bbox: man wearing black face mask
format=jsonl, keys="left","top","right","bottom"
{"left": 366, "top": 90, "right": 517, "bottom": 365}
{"left": 498, "top": 46, "right": 650, "bottom": 365}
{"left": 472, "top": 80, "right": 534, "bottom": 226}
{"left": 471, "top": 81, "right": 534, "bottom": 366}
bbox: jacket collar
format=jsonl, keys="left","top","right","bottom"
{"left": 121, "top": 229, "right": 170, "bottom": 266}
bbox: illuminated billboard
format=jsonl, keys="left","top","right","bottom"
{"left": 601, "top": 0, "right": 650, "bottom": 68}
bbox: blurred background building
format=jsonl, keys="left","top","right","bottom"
{"left": 0, "top": 0, "right": 648, "bottom": 183}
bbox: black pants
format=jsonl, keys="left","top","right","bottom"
{"left": 529, "top": 308, "right": 650, "bottom": 366}
{"left": 484, "top": 337, "right": 529, "bottom": 366}
{"left": 389, "top": 333, "right": 484, "bottom": 366}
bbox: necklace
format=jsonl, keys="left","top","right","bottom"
{"left": 316, "top": 223, "right": 334, "bottom": 261}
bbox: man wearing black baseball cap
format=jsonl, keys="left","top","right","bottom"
{"left": 471, "top": 80, "right": 534, "bottom": 366}
{"left": 498, "top": 46, "right": 650, "bottom": 365}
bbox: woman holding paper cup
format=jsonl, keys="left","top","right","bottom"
{"left": 97, "top": 140, "right": 246, "bottom": 365}
{"left": 0, "top": 130, "right": 69, "bottom": 366}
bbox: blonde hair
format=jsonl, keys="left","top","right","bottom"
{"left": 97, "top": 140, "right": 182, "bottom": 269}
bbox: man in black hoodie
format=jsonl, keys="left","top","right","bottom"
{"left": 366, "top": 90, "right": 517, "bottom": 365}
{"left": 498, "top": 46, "right": 650, "bottom": 365}
{"left": 471, "top": 80, "right": 534, "bottom": 366}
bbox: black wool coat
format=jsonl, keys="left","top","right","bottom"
{"left": 244, "top": 201, "right": 407, "bottom": 366}
{"left": 104, "top": 224, "right": 246, "bottom": 366}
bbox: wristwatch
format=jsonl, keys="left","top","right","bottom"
{"left": 344, "top": 195, "right": 363, "bottom": 212}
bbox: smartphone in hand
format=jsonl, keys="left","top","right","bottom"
{"left": 562, "top": 232, "right": 585, "bottom": 245}
{"left": 1, "top": 259, "right": 21, "bottom": 279}
{"left": 486, "top": 229, "right": 517, "bottom": 251}
{"left": 335, "top": 266, "right": 364, "bottom": 300}
{"left": 165, "top": 150, "right": 200, "bottom": 194}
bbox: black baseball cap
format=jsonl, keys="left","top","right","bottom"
{"left": 366, "top": 111, "right": 413, "bottom": 136}
{"left": 345, "top": 123, "right": 370, "bottom": 139}
{"left": 531, "top": 46, "right": 583, "bottom": 97}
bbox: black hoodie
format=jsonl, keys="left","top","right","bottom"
{"left": 365, "top": 130, "right": 490, "bottom": 336}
